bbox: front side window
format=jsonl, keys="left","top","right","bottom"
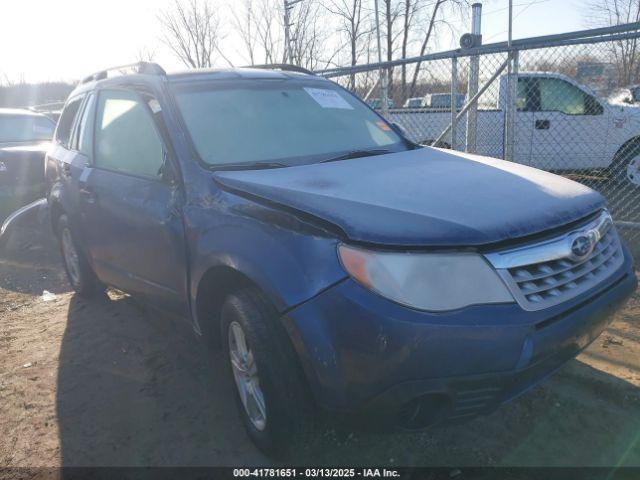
{"left": 538, "top": 78, "right": 601, "bottom": 115}
{"left": 56, "top": 97, "right": 84, "bottom": 146}
{"left": 77, "top": 94, "right": 96, "bottom": 155}
{"left": 0, "top": 114, "right": 55, "bottom": 143}
{"left": 95, "top": 89, "right": 164, "bottom": 178}
{"left": 172, "top": 80, "right": 404, "bottom": 167}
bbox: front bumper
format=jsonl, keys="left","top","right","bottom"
{"left": 282, "top": 245, "right": 636, "bottom": 429}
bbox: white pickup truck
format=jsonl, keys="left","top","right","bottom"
{"left": 387, "top": 72, "right": 640, "bottom": 185}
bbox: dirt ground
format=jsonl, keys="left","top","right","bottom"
{"left": 1, "top": 218, "right": 640, "bottom": 468}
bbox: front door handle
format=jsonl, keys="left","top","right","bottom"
{"left": 535, "top": 119, "right": 550, "bottom": 130}
{"left": 79, "top": 187, "right": 97, "bottom": 204}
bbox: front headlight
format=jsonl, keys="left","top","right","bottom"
{"left": 338, "top": 244, "right": 514, "bottom": 311}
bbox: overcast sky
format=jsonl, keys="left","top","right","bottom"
{"left": 1, "top": 0, "right": 590, "bottom": 83}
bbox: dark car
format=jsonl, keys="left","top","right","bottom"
{"left": 0, "top": 108, "right": 56, "bottom": 220}
{"left": 45, "top": 62, "right": 636, "bottom": 456}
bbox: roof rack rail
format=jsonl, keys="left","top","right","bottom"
{"left": 81, "top": 62, "right": 166, "bottom": 84}
{"left": 249, "top": 64, "right": 315, "bottom": 76}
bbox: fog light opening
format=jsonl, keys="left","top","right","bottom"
{"left": 397, "top": 393, "right": 451, "bottom": 430}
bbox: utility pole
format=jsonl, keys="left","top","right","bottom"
{"left": 373, "top": 0, "right": 389, "bottom": 115}
{"left": 283, "top": 0, "right": 303, "bottom": 64}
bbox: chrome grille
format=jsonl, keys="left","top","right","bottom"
{"left": 486, "top": 211, "right": 624, "bottom": 311}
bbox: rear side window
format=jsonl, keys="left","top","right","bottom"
{"left": 95, "top": 89, "right": 164, "bottom": 178}
{"left": 55, "top": 97, "right": 83, "bottom": 147}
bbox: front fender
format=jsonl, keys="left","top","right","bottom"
{"left": 186, "top": 194, "right": 348, "bottom": 315}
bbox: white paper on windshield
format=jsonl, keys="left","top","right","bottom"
{"left": 304, "top": 88, "right": 353, "bottom": 110}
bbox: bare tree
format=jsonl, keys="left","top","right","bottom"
{"left": 324, "top": 0, "right": 373, "bottom": 89}
{"left": 230, "top": 0, "right": 336, "bottom": 70}
{"left": 399, "top": 0, "right": 423, "bottom": 98}
{"left": 586, "top": 0, "right": 640, "bottom": 85}
{"left": 135, "top": 47, "right": 157, "bottom": 63}
{"left": 232, "top": 0, "right": 260, "bottom": 65}
{"left": 379, "top": 0, "right": 404, "bottom": 92}
{"left": 408, "top": 0, "right": 469, "bottom": 96}
{"left": 288, "top": 1, "right": 336, "bottom": 70}
{"left": 232, "top": 0, "right": 284, "bottom": 65}
{"left": 159, "top": 0, "right": 222, "bottom": 68}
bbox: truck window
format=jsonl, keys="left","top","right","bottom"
{"left": 95, "top": 89, "right": 164, "bottom": 178}
{"left": 538, "top": 78, "right": 602, "bottom": 115}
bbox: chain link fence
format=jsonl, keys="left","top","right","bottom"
{"left": 317, "top": 23, "right": 640, "bottom": 250}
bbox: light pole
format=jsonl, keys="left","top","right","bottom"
{"left": 284, "top": 0, "right": 303, "bottom": 64}
{"left": 465, "top": 2, "right": 482, "bottom": 154}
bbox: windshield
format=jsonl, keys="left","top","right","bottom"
{"left": 0, "top": 115, "right": 55, "bottom": 143}
{"left": 171, "top": 80, "right": 406, "bottom": 167}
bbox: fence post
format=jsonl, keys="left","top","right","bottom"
{"left": 465, "top": 2, "right": 482, "bottom": 154}
{"left": 451, "top": 56, "right": 458, "bottom": 150}
{"left": 503, "top": 50, "right": 519, "bottom": 161}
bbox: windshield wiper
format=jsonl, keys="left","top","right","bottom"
{"left": 320, "top": 148, "right": 392, "bottom": 164}
{"left": 209, "top": 161, "right": 288, "bottom": 171}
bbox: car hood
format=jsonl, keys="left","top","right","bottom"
{"left": 213, "top": 148, "right": 605, "bottom": 247}
{"left": 0, "top": 140, "right": 50, "bottom": 151}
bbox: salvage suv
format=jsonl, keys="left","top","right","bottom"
{"left": 46, "top": 62, "right": 636, "bottom": 455}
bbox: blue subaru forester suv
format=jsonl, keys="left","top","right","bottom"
{"left": 45, "top": 62, "right": 636, "bottom": 456}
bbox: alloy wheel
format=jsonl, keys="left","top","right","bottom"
{"left": 61, "top": 227, "right": 81, "bottom": 287}
{"left": 228, "top": 321, "right": 267, "bottom": 431}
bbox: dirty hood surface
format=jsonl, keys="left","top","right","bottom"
{"left": 214, "top": 148, "right": 604, "bottom": 247}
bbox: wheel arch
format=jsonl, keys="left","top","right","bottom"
{"left": 194, "top": 264, "right": 265, "bottom": 347}
{"left": 613, "top": 134, "right": 640, "bottom": 162}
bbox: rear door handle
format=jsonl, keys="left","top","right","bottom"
{"left": 535, "top": 119, "right": 550, "bottom": 130}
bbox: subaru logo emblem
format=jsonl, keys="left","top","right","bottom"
{"left": 570, "top": 234, "right": 594, "bottom": 260}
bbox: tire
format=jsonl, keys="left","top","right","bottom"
{"left": 221, "top": 288, "right": 315, "bottom": 457}
{"left": 57, "top": 214, "right": 104, "bottom": 298}
{"left": 609, "top": 141, "right": 640, "bottom": 186}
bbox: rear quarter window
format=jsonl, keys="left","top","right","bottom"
{"left": 55, "top": 97, "right": 84, "bottom": 147}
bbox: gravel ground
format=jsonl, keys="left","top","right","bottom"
{"left": 1, "top": 219, "right": 640, "bottom": 468}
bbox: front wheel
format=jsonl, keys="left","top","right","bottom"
{"left": 221, "top": 288, "right": 315, "bottom": 457}
{"left": 57, "top": 214, "right": 104, "bottom": 297}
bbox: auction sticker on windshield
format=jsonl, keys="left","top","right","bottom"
{"left": 304, "top": 87, "right": 353, "bottom": 110}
